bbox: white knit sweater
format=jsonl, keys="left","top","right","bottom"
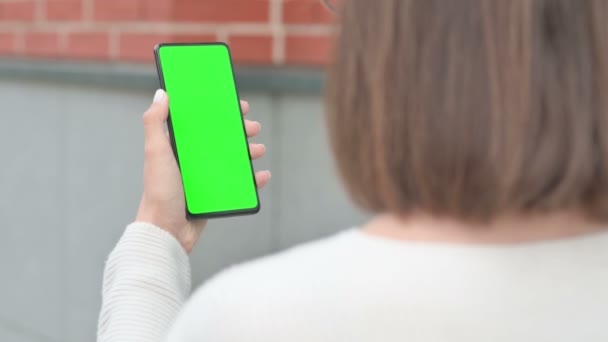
{"left": 98, "top": 222, "right": 608, "bottom": 342}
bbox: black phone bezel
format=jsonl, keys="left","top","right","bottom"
{"left": 153, "top": 42, "right": 261, "bottom": 220}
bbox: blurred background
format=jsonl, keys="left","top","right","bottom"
{"left": 0, "top": 0, "right": 366, "bottom": 341}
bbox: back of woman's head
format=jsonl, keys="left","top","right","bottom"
{"left": 326, "top": 0, "right": 608, "bottom": 222}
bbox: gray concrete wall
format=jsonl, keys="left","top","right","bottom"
{"left": 0, "top": 76, "right": 367, "bottom": 341}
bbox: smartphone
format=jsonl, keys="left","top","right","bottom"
{"left": 154, "top": 42, "right": 260, "bottom": 219}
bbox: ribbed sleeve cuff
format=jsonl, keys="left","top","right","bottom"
{"left": 98, "top": 222, "right": 192, "bottom": 342}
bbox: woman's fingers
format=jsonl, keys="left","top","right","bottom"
{"left": 245, "top": 120, "right": 262, "bottom": 137}
{"left": 249, "top": 143, "right": 266, "bottom": 160}
{"left": 143, "top": 90, "right": 170, "bottom": 145}
{"left": 244, "top": 102, "right": 269, "bottom": 188}
{"left": 240, "top": 100, "right": 250, "bottom": 115}
{"left": 255, "top": 171, "right": 272, "bottom": 189}
{"left": 240, "top": 100, "right": 262, "bottom": 138}
{"left": 240, "top": 100, "right": 261, "bottom": 138}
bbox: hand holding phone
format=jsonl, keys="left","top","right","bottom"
{"left": 135, "top": 87, "right": 270, "bottom": 253}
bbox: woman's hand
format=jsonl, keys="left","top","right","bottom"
{"left": 136, "top": 89, "right": 271, "bottom": 253}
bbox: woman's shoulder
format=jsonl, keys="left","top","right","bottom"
{"left": 168, "top": 228, "right": 608, "bottom": 341}
{"left": 167, "top": 229, "right": 366, "bottom": 340}
{"left": 204, "top": 228, "right": 362, "bottom": 290}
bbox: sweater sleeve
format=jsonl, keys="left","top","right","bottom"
{"left": 97, "top": 222, "right": 191, "bottom": 342}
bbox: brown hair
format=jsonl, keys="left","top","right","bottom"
{"left": 326, "top": 0, "right": 608, "bottom": 221}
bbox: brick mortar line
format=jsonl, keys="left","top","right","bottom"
{"left": 284, "top": 25, "right": 334, "bottom": 34}
{"left": 0, "top": 22, "right": 333, "bottom": 34}
{"left": 83, "top": 0, "right": 94, "bottom": 21}
{"left": 58, "top": 28, "right": 68, "bottom": 51}
{"left": 270, "top": 0, "right": 284, "bottom": 64}
{"left": 0, "top": 22, "right": 275, "bottom": 32}
{"left": 34, "top": 0, "right": 45, "bottom": 21}
{"left": 14, "top": 28, "right": 25, "bottom": 54}
{"left": 216, "top": 28, "right": 229, "bottom": 42}
{"left": 108, "top": 28, "right": 119, "bottom": 60}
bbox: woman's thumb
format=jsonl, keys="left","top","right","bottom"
{"left": 143, "top": 89, "right": 169, "bottom": 143}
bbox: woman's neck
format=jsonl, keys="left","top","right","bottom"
{"left": 363, "top": 211, "right": 607, "bottom": 245}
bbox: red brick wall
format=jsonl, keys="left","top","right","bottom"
{"left": 0, "top": 0, "right": 334, "bottom": 66}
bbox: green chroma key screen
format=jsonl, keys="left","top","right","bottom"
{"left": 155, "top": 43, "right": 259, "bottom": 218}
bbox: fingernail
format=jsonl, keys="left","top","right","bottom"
{"left": 265, "top": 170, "right": 272, "bottom": 179}
{"left": 259, "top": 144, "right": 266, "bottom": 152}
{"left": 153, "top": 89, "right": 166, "bottom": 103}
{"left": 256, "top": 122, "right": 262, "bottom": 131}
